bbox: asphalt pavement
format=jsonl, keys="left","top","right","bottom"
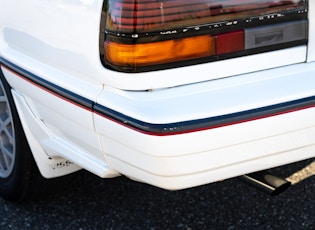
{"left": 0, "top": 158, "right": 314, "bottom": 229}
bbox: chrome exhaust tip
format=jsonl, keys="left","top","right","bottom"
{"left": 241, "top": 171, "right": 291, "bottom": 196}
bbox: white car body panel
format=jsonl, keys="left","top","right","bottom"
{"left": 0, "top": 0, "right": 314, "bottom": 189}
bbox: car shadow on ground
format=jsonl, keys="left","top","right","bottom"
{"left": 1, "top": 158, "right": 314, "bottom": 229}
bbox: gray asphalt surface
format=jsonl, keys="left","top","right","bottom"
{"left": 0, "top": 158, "right": 314, "bottom": 229}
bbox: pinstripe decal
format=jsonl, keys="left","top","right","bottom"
{"left": 1, "top": 57, "right": 314, "bottom": 136}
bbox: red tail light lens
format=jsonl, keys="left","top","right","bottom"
{"left": 216, "top": 30, "right": 245, "bottom": 55}
{"left": 101, "top": 0, "right": 308, "bottom": 72}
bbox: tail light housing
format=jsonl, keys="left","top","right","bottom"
{"left": 100, "top": 0, "right": 308, "bottom": 73}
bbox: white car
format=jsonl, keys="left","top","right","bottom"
{"left": 0, "top": 0, "right": 314, "bottom": 201}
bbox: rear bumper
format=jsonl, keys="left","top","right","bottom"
{"left": 95, "top": 61, "right": 315, "bottom": 189}
{"left": 2, "top": 57, "right": 315, "bottom": 190}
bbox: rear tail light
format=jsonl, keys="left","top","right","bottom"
{"left": 100, "top": 0, "right": 308, "bottom": 73}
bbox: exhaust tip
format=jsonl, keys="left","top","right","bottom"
{"left": 241, "top": 171, "right": 291, "bottom": 196}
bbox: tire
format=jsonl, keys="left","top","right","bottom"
{"left": 0, "top": 71, "right": 53, "bottom": 202}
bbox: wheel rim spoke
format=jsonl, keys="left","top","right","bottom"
{"left": 0, "top": 82, "right": 15, "bottom": 178}
{"left": 0, "top": 147, "right": 12, "bottom": 170}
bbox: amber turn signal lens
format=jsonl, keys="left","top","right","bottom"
{"left": 105, "top": 35, "right": 215, "bottom": 67}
